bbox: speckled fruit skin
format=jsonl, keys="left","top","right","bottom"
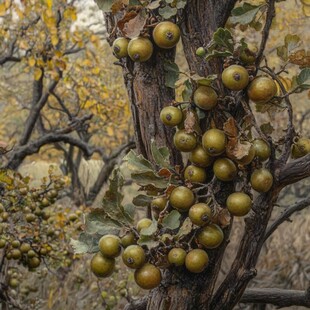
{"left": 226, "top": 192, "right": 252, "bottom": 216}
{"left": 98, "top": 235, "right": 121, "bottom": 258}
{"left": 253, "top": 139, "right": 271, "bottom": 161}
{"left": 197, "top": 224, "right": 224, "bottom": 249}
{"left": 112, "top": 37, "right": 129, "bottom": 59}
{"left": 188, "top": 203, "right": 212, "bottom": 226}
{"left": 213, "top": 158, "right": 237, "bottom": 182}
{"left": 174, "top": 130, "right": 197, "bottom": 152}
{"left": 291, "top": 137, "right": 310, "bottom": 159}
{"left": 250, "top": 168, "right": 273, "bottom": 193}
{"left": 184, "top": 165, "right": 207, "bottom": 183}
{"left": 202, "top": 129, "right": 227, "bottom": 156}
{"left": 160, "top": 106, "right": 183, "bottom": 127}
{"left": 189, "top": 145, "right": 214, "bottom": 167}
{"left": 127, "top": 37, "right": 153, "bottom": 62}
{"left": 193, "top": 86, "right": 218, "bottom": 110}
{"left": 91, "top": 252, "right": 115, "bottom": 278}
{"left": 169, "top": 186, "right": 195, "bottom": 212}
{"left": 247, "top": 76, "right": 277, "bottom": 103}
{"left": 168, "top": 248, "right": 187, "bottom": 266}
{"left": 185, "top": 249, "right": 209, "bottom": 273}
{"left": 122, "top": 245, "right": 145, "bottom": 269}
{"left": 134, "top": 263, "right": 162, "bottom": 289}
{"left": 221, "top": 65, "right": 249, "bottom": 91}
{"left": 152, "top": 21, "right": 180, "bottom": 49}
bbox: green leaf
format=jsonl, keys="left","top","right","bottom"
{"left": 212, "top": 28, "right": 234, "bottom": 52}
{"left": 123, "top": 150, "right": 154, "bottom": 173}
{"left": 164, "top": 60, "right": 180, "bottom": 88}
{"left": 137, "top": 235, "right": 159, "bottom": 249}
{"left": 182, "top": 79, "right": 193, "bottom": 101}
{"left": 140, "top": 219, "right": 158, "bottom": 236}
{"left": 162, "top": 210, "right": 181, "bottom": 230}
{"left": 151, "top": 140, "right": 170, "bottom": 168}
{"left": 191, "top": 74, "right": 217, "bottom": 86}
{"left": 205, "top": 50, "right": 233, "bottom": 62}
{"left": 284, "top": 34, "right": 301, "bottom": 54}
{"left": 296, "top": 68, "right": 310, "bottom": 89}
{"left": 147, "top": 0, "right": 161, "bottom": 9}
{"left": 175, "top": 217, "right": 193, "bottom": 240}
{"left": 94, "top": 0, "right": 114, "bottom": 12}
{"left": 70, "top": 233, "right": 99, "bottom": 254}
{"left": 277, "top": 46, "right": 288, "bottom": 62}
{"left": 159, "top": 6, "right": 177, "bottom": 19}
{"left": 260, "top": 123, "right": 274, "bottom": 135}
{"left": 131, "top": 171, "right": 169, "bottom": 188}
{"left": 231, "top": 3, "right": 263, "bottom": 25}
{"left": 124, "top": 203, "right": 135, "bottom": 221}
{"left": 132, "top": 194, "right": 152, "bottom": 207}
{"left": 176, "top": 0, "right": 187, "bottom": 9}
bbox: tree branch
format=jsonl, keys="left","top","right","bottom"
{"left": 278, "top": 153, "right": 310, "bottom": 187}
{"left": 264, "top": 196, "right": 310, "bottom": 242}
{"left": 240, "top": 287, "right": 310, "bottom": 308}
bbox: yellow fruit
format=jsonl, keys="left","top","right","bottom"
{"left": 121, "top": 232, "right": 136, "bottom": 248}
{"left": 90, "top": 252, "right": 115, "bottom": 278}
{"left": 189, "top": 145, "right": 213, "bottom": 167}
{"left": 193, "top": 86, "right": 218, "bottom": 110}
{"left": 197, "top": 224, "right": 224, "bottom": 249}
{"left": 184, "top": 165, "right": 207, "bottom": 183}
{"left": 185, "top": 249, "right": 209, "bottom": 273}
{"left": 160, "top": 106, "right": 183, "bottom": 127}
{"left": 169, "top": 186, "right": 195, "bottom": 212}
{"left": 98, "top": 235, "right": 121, "bottom": 258}
{"left": 226, "top": 192, "right": 252, "bottom": 216}
{"left": 151, "top": 197, "right": 167, "bottom": 211}
{"left": 291, "top": 137, "right": 310, "bottom": 159}
{"left": 152, "top": 21, "right": 180, "bottom": 49}
{"left": 213, "top": 158, "right": 237, "bottom": 182}
{"left": 112, "top": 37, "right": 129, "bottom": 59}
{"left": 250, "top": 168, "right": 273, "bottom": 192}
{"left": 202, "top": 129, "right": 227, "bottom": 156}
{"left": 174, "top": 129, "right": 197, "bottom": 152}
{"left": 222, "top": 65, "right": 249, "bottom": 91}
{"left": 128, "top": 37, "right": 153, "bottom": 62}
{"left": 188, "top": 203, "right": 212, "bottom": 226}
{"left": 134, "top": 263, "right": 162, "bottom": 289}
{"left": 247, "top": 76, "right": 277, "bottom": 103}
{"left": 239, "top": 43, "right": 258, "bottom": 64}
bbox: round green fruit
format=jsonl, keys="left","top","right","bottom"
{"left": 152, "top": 21, "right": 180, "bottom": 49}
{"left": 185, "top": 249, "right": 209, "bottom": 273}
{"left": 247, "top": 76, "right": 277, "bottom": 103}
{"left": 202, "top": 129, "right": 227, "bottom": 156}
{"left": 174, "top": 130, "right": 197, "bottom": 152}
{"left": 189, "top": 145, "right": 213, "bottom": 167}
{"left": 28, "top": 257, "right": 41, "bottom": 269}
{"left": 213, "top": 158, "right": 237, "bottom": 182}
{"left": 169, "top": 186, "right": 195, "bottom": 212}
{"left": 112, "top": 37, "right": 129, "bottom": 59}
{"left": 250, "top": 168, "right": 273, "bottom": 192}
{"left": 196, "top": 47, "right": 206, "bottom": 57}
{"left": 226, "top": 192, "right": 252, "bottom": 216}
{"left": 11, "top": 249, "right": 22, "bottom": 260}
{"left": 160, "top": 106, "right": 183, "bottom": 127}
{"left": 222, "top": 65, "right": 249, "bottom": 91}
{"left": 189, "top": 203, "right": 212, "bottom": 226}
{"left": 121, "top": 232, "right": 136, "bottom": 248}
{"left": 90, "top": 252, "right": 115, "bottom": 278}
{"left": 184, "top": 165, "right": 207, "bottom": 183}
{"left": 291, "top": 137, "right": 310, "bottom": 159}
{"left": 197, "top": 224, "right": 224, "bottom": 249}
{"left": 122, "top": 245, "right": 145, "bottom": 269}
{"left": 253, "top": 139, "right": 271, "bottom": 161}
{"left": 239, "top": 43, "right": 258, "bottom": 64}
{"left": 168, "top": 248, "right": 187, "bottom": 266}
{"left": 136, "top": 218, "right": 153, "bottom": 233}
{"left": 128, "top": 37, "right": 153, "bottom": 62}
{"left": 11, "top": 240, "right": 20, "bottom": 248}
{"left": 98, "top": 234, "right": 121, "bottom": 258}
{"left": 193, "top": 86, "right": 218, "bottom": 110}
{"left": 151, "top": 197, "right": 167, "bottom": 211}
{"left": 134, "top": 263, "right": 162, "bottom": 289}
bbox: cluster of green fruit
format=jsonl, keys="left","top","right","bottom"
{"left": 112, "top": 21, "right": 180, "bottom": 62}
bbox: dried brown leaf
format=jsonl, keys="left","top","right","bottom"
{"left": 227, "top": 139, "right": 251, "bottom": 160}
{"left": 117, "top": 11, "right": 137, "bottom": 34}
{"left": 223, "top": 117, "right": 238, "bottom": 138}
{"left": 184, "top": 110, "right": 197, "bottom": 134}
{"left": 288, "top": 49, "right": 310, "bottom": 69}
{"left": 218, "top": 208, "right": 231, "bottom": 227}
{"left": 123, "top": 10, "right": 147, "bottom": 38}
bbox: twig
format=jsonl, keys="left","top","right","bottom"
{"left": 264, "top": 196, "right": 310, "bottom": 242}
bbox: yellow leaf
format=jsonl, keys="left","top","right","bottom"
{"left": 5, "top": 0, "right": 11, "bottom": 9}
{"left": 28, "top": 57, "right": 36, "bottom": 67}
{"left": 46, "top": 0, "right": 53, "bottom": 9}
{"left": 107, "top": 127, "right": 114, "bottom": 136}
{"left": 91, "top": 67, "right": 100, "bottom": 75}
{"left": 34, "top": 68, "right": 43, "bottom": 81}
{"left": 51, "top": 35, "right": 59, "bottom": 46}
{"left": 0, "top": 4, "right": 6, "bottom": 16}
